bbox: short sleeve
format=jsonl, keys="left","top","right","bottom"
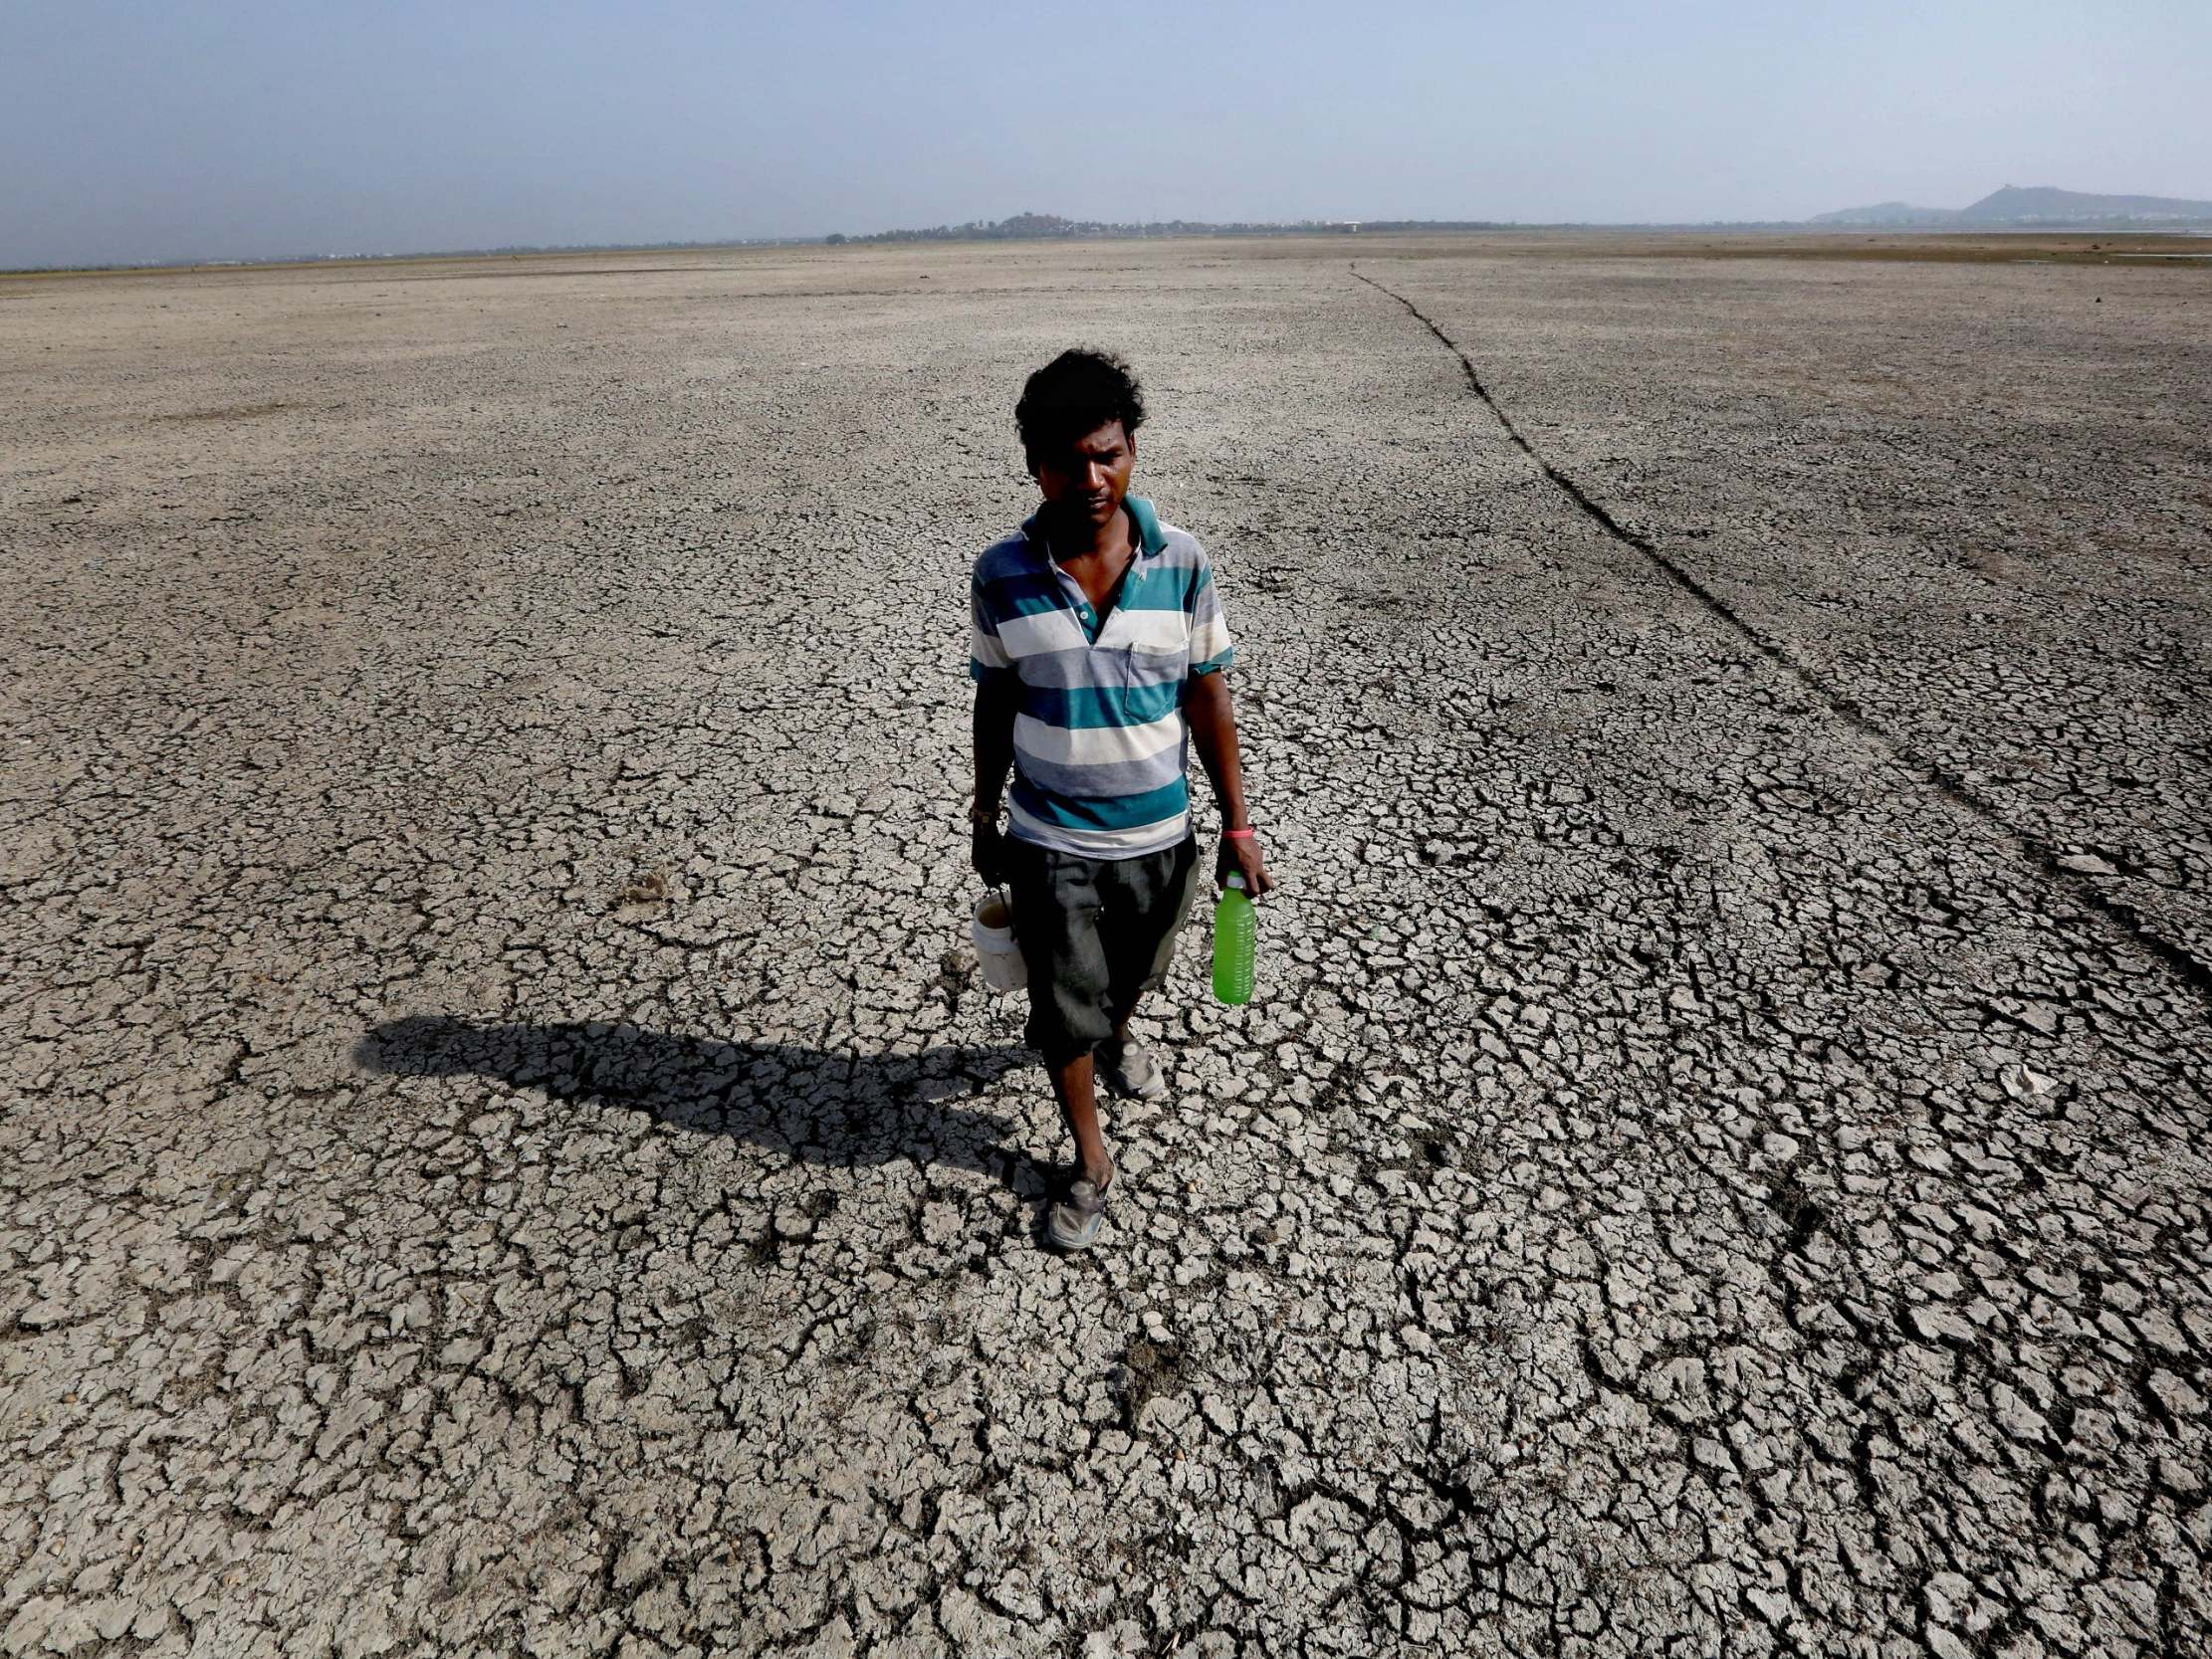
{"left": 1187, "top": 549, "right": 1234, "bottom": 676}
{"left": 970, "top": 574, "right": 1014, "bottom": 683}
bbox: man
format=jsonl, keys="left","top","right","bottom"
{"left": 969, "top": 348, "right": 1274, "bottom": 1251}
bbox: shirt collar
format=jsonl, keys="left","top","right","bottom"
{"left": 1021, "top": 495, "right": 1167, "bottom": 564}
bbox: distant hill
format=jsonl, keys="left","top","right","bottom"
{"left": 1957, "top": 185, "right": 2212, "bottom": 222}
{"left": 1814, "top": 185, "right": 2212, "bottom": 228}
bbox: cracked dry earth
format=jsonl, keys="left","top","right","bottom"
{"left": 2, "top": 236, "right": 2209, "bottom": 1658}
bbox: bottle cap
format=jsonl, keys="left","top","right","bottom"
{"left": 1224, "top": 874, "right": 1245, "bottom": 892}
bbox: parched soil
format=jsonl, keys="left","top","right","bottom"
{"left": 2, "top": 235, "right": 2208, "bottom": 1657}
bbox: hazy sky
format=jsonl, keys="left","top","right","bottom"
{"left": 6, "top": 0, "right": 2209, "bottom": 267}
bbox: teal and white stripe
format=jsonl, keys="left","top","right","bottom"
{"left": 971, "top": 496, "right": 1234, "bottom": 858}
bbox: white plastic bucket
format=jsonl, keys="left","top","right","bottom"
{"left": 971, "top": 889, "right": 1026, "bottom": 993}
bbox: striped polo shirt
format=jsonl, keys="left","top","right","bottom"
{"left": 970, "top": 496, "right": 1234, "bottom": 858}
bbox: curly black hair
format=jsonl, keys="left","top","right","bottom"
{"left": 1014, "top": 348, "right": 1145, "bottom": 471}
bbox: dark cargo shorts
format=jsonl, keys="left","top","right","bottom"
{"left": 1001, "top": 832, "right": 1203, "bottom": 1063}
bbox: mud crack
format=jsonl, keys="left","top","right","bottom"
{"left": 1350, "top": 262, "right": 2212, "bottom": 1013}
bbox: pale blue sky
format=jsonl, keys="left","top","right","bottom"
{"left": 5, "top": 0, "right": 2208, "bottom": 267}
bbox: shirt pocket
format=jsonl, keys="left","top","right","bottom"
{"left": 1117, "top": 641, "right": 1191, "bottom": 707}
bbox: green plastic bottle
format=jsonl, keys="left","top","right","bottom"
{"left": 1212, "top": 874, "right": 1255, "bottom": 1005}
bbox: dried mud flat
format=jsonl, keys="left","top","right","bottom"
{"left": 2, "top": 235, "right": 2209, "bottom": 1657}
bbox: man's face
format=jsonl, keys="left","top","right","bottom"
{"left": 1031, "top": 420, "right": 1136, "bottom": 533}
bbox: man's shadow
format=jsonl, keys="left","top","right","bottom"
{"left": 355, "top": 1015, "right": 1040, "bottom": 1190}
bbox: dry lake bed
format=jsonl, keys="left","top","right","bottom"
{"left": 3, "top": 234, "right": 2209, "bottom": 1656}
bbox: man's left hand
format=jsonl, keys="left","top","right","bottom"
{"left": 1217, "top": 832, "right": 1275, "bottom": 898}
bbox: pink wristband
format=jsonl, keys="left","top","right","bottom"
{"left": 1222, "top": 827, "right": 1257, "bottom": 840}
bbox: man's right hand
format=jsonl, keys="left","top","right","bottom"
{"left": 971, "top": 817, "right": 1008, "bottom": 885}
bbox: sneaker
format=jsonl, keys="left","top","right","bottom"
{"left": 1047, "top": 1178, "right": 1109, "bottom": 1251}
{"left": 1097, "top": 1038, "right": 1167, "bottom": 1100}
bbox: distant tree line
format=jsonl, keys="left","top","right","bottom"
{"left": 818, "top": 212, "right": 1515, "bottom": 245}
{"left": 7, "top": 235, "right": 805, "bottom": 275}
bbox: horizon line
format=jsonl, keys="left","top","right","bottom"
{"left": 12, "top": 207, "right": 2212, "bottom": 279}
